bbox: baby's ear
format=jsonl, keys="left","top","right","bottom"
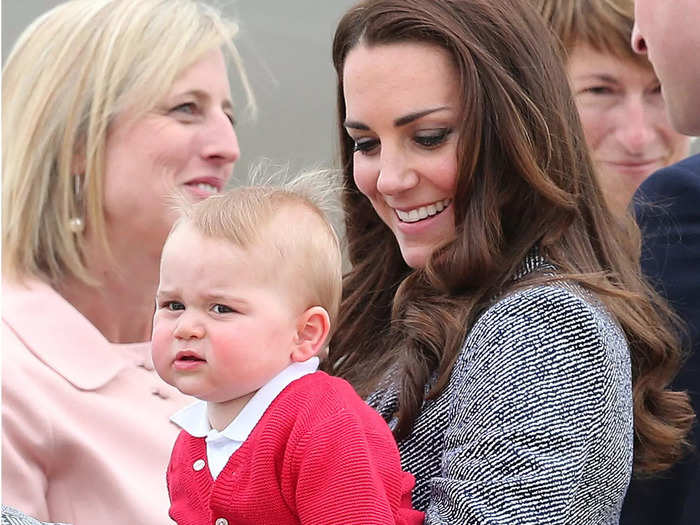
{"left": 291, "top": 306, "right": 330, "bottom": 362}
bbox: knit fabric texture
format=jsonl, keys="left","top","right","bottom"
{"left": 369, "top": 255, "right": 633, "bottom": 524}
{"left": 1, "top": 507, "right": 67, "bottom": 525}
{"left": 167, "top": 371, "right": 425, "bottom": 525}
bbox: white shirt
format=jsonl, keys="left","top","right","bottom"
{"left": 170, "top": 357, "right": 319, "bottom": 479}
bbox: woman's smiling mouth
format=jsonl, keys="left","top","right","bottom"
{"left": 395, "top": 198, "right": 451, "bottom": 223}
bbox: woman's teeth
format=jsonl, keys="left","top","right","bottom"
{"left": 193, "top": 183, "right": 218, "bottom": 193}
{"left": 396, "top": 198, "right": 451, "bottom": 223}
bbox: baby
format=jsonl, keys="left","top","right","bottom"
{"left": 152, "top": 181, "right": 424, "bottom": 524}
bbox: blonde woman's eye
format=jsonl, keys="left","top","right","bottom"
{"left": 172, "top": 102, "right": 197, "bottom": 114}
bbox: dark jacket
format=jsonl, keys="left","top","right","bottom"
{"left": 622, "top": 154, "right": 700, "bottom": 525}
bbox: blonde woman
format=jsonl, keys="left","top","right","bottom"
{"left": 2, "top": 1, "right": 253, "bottom": 523}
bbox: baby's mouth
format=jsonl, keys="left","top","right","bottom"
{"left": 175, "top": 351, "right": 205, "bottom": 363}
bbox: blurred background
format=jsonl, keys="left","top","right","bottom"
{"left": 2, "top": 0, "right": 358, "bottom": 185}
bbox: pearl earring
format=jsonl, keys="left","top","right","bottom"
{"left": 69, "top": 216, "right": 85, "bottom": 233}
{"left": 69, "top": 173, "right": 85, "bottom": 234}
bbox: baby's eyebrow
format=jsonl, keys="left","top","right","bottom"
{"left": 155, "top": 288, "right": 176, "bottom": 298}
{"left": 203, "top": 292, "right": 246, "bottom": 304}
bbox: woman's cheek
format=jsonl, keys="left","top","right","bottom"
{"left": 352, "top": 159, "right": 379, "bottom": 198}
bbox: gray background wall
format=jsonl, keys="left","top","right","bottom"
{"left": 2, "top": 0, "right": 358, "bottom": 184}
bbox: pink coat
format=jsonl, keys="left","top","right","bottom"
{"left": 2, "top": 279, "right": 191, "bottom": 524}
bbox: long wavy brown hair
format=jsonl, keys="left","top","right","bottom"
{"left": 324, "top": 0, "right": 693, "bottom": 475}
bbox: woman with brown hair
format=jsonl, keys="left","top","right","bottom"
{"left": 324, "top": 0, "right": 694, "bottom": 522}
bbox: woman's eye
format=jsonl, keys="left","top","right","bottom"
{"left": 352, "top": 137, "right": 380, "bottom": 155}
{"left": 212, "top": 304, "right": 234, "bottom": 314}
{"left": 171, "top": 102, "right": 197, "bottom": 115}
{"left": 225, "top": 112, "right": 236, "bottom": 127}
{"left": 162, "top": 301, "right": 185, "bottom": 311}
{"left": 415, "top": 128, "right": 452, "bottom": 148}
{"left": 582, "top": 86, "right": 614, "bottom": 96}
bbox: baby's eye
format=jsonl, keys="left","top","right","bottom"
{"left": 212, "top": 304, "right": 234, "bottom": 314}
{"left": 415, "top": 128, "right": 452, "bottom": 148}
{"left": 352, "top": 137, "right": 380, "bottom": 155}
{"left": 162, "top": 301, "right": 185, "bottom": 311}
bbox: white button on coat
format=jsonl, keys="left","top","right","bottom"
{"left": 192, "top": 459, "right": 206, "bottom": 471}
{"left": 215, "top": 518, "right": 228, "bottom": 525}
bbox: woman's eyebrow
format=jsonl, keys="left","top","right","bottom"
{"left": 394, "top": 106, "right": 449, "bottom": 126}
{"left": 172, "top": 89, "right": 233, "bottom": 110}
{"left": 573, "top": 73, "right": 618, "bottom": 84}
{"left": 344, "top": 106, "right": 450, "bottom": 130}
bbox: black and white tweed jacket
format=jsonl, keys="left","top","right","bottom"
{"left": 1, "top": 507, "right": 66, "bottom": 525}
{"left": 369, "top": 255, "right": 633, "bottom": 524}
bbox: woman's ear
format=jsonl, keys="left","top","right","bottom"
{"left": 291, "top": 306, "right": 330, "bottom": 362}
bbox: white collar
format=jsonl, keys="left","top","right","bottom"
{"left": 171, "top": 357, "right": 320, "bottom": 440}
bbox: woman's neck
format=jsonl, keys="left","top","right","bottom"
{"left": 57, "top": 248, "right": 160, "bottom": 344}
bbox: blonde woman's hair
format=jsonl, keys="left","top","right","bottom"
{"left": 172, "top": 171, "right": 343, "bottom": 326}
{"left": 2, "top": 0, "right": 254, "bottom": 285}
{"left": 533, "top": 0, "right": 648, "bottom": 68}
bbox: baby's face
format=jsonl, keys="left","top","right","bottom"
{"left": 152, "top": 223, "right": 299, "bottom": 417}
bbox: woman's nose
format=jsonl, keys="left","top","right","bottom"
{"left": 200, "top": 110, "right": 240, "bottom": 166}
{"left": 376, "top": 150, "right": 419, "bottom": 195}
{"left": 615, "top": 99, "right": 656, "bottom": 154}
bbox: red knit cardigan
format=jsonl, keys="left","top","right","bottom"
{"left": 166, "top": 371, "right": 425, "bottom": 525}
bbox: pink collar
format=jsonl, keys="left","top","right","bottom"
{"left": 3, "top": 278, "right": 152, "bottom": 390}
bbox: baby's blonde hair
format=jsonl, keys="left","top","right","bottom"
{"left": 173, "top": 171, "right": 343, "bottom": 326}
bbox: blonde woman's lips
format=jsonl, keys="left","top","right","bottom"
{"left": 183, "top": 176, "right": 224, "bottom": 198}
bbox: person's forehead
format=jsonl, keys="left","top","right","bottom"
{"left": 639, "top": 0, "right": 697, "bottom": 16}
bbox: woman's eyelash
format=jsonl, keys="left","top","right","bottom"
{"left": 415, "top": 128, "right": 453, "bottom": 147}
{"left": 171, "top": 102, "right": 197, "bottom": 114}
{"left": 580, "top": 86, "right": 615, "bottom": 96}
{"left": 352, "top": 128, "right": 453, "bottom": 154}
{"left": 353, "top": 138, "right": 379, "bottom": 153}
